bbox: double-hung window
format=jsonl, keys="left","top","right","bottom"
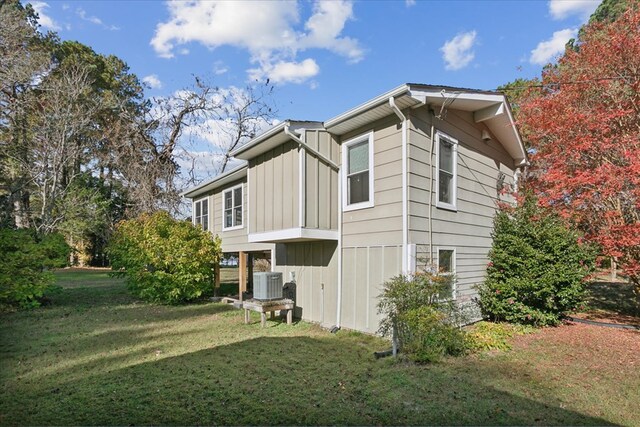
{"left": 343, "top": 132, "right": 374, "bottom": 211}
{"left": 223, "top": 184, "right": 243, "bottom": 230}
{"left": 193, "top": 198, "right": 209, "bottom": 231}
{"left": 436, "top": 131, "right": 458, "bottom": 210}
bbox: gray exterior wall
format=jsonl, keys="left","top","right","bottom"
{"left": 302, "top": 130, "right": 340, "bottom": 231}
{"left": 340, "top": 116, "right": 404, "bottom": 247}
{"left": 340, "top": 245, "right": 403, "bottom": 334}
{"left": 248, "top": 140, "right": 300, "bottom": 233}
{"left": 273, "top": 241, "right": 338, "bottom": 328}
{"left": 407, "top": 107, "right": 516, "bottom": 299}
{"left": 194, "top": 178, "right": 273, "bottom": 253}
{"left": 337, "top": 116, "right": 406, "bottom": 333}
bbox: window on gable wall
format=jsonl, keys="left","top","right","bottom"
{"left": 194, "top": 198, "right": 209, "bottom": 231}
{"left": 223, "top": 185, "right": 243, "bottom": 230}
{"left": 343, "top": 132, "right": 374, "bottom": 210}
{"left": 436, "top": 131, "right": 458, "bottom": 210}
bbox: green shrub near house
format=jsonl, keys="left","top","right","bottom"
{"left": 477, "top": 193, "right": 596, "bottom": 326}
{"left": 0, "top": 228, "right": 70, "bottom": 309}
{"left": 108, "top": 211, "right": 221, "bottom": 304}
{"left": 378, "top": 272, "right": 468, "bottom": 363}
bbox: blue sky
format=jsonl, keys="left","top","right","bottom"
{"left": 29, "top": 0, "right": 600, "bottom": 179}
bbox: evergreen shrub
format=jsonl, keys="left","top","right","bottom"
{"left": 477, "top": 193, "right": 596, "bottom": 326}
{"left": 108, "top": 211, "right": 222, "bottom": 304}
{"left": 0, "top": 228, "right": 70, "bottom": 308}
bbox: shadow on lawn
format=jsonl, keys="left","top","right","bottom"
{"left": 6, "top": 335, "right": 613, "bottom": 426}
{"left": 586, "top": 281, "right": 639, "bottom": 318}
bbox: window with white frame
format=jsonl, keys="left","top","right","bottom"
{"left": 342, "top": 132, "right": 374, "bottom": 210}
{"left": 436, "top": 131, "right": 458, "bottom": 210}
{"left": 193, "top": 198, "right": 209, "bottom": 231}
{"left": 437, "top": 248, "right": 456, "bottom": 299}
{"left": 223, "top": 185, "right": 243, "bottom": 230}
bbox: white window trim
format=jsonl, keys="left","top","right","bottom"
{"left": 342, "top": 131, "right": 374, "bottom": 212}
{"left": 222, "top": 183, "right": 244, "bottom": 231}
{"left": 193, "top": 197, "right": 209, "bottom": 231}
{"left": 435, "top": 130, "right": 458, "bottom": 211}
{"left": 436, "top": 246, "right": 457, "bottom": 299}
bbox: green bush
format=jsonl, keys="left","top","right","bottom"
{"left": 108, "top": 211, "right": 222, "bottom": 304}
{"left": 0, "top": 228, "right": 69, "bottom": 309}
{"left": 378, "top": 272, "right": 468, "bottom": 363}
{"left": 465, "top": 321, "right": 535, "bottom": 352}
{"left": 477, "top": 193, "right": 596, "bottom": 326}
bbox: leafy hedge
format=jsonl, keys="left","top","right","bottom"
{"left": 108, "top": 211, "right": 221, "bottom": 304}
{"left": 0, "top": 228, "right": 70, "bottom": 309}
{"left": 477, "top": 194, "right": 596, "bottom": 326}
{"left": 378, "top": 272, "right": 468, "bottom": 363}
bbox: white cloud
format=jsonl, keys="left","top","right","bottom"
{"left": 213, "top": 61, "right": 228, "bottom": 75}
{"left": 142, "top": 74, "right": 163, "bottom": 89}
{"left": 549, "top": 0, "right": 600, "bottom": 21}
{"left": 405, "top": 0, "right": 416, "bottom": 7}
{"left": 76, "top": 7, "right": 120, "bottom": 30}
{"left": 30, "top": 2, "right": 61, "bottom": 31}
{"left": 249, "top": 58, "right": 320, "bottom": 84}
{"left": 530, "top": 28, "right": 577, "bottom": 65}
{"left": 440, "top": 30, "right": 477, "bottom": 71}
{"left": 151, "top": 0, "right": 363, "bottom": 84}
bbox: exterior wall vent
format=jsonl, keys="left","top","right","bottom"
{"left": 253, "top": 272, "right": 283, "bottom": 300}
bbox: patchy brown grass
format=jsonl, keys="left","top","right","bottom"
{"left": 1, "top": 269, "right": 639, "bottom": 425}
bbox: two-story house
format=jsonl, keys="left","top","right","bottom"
{"left": 183, "top": 83, "right": 527, "bottom": 334}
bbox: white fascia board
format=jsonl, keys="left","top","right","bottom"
{"left": 248, "top": 228, "right": 339, "bottom": 243}
{"left": 181, "top": 163, "right": 247, "bottom": 198}
{"left": 324, "top": 84, "right": 410, "bottom": 130}
{"left": 230, "top": 122, "right": 288, "bottom": 158}
{"left": 410, "top": 88, "right": 504, "bottom": 104}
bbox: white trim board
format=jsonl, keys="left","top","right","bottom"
{"left": 248, "top": 227, "right": 339, "bottom": 243}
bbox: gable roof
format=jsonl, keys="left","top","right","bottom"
{"left": 325, "top": 83, "right": 527, "bottom": 165}
{"left": 181, "top": 162, "right": 247, "bottom": 199}
{"left": 230, "top": 120, "right": 324, "bottom": 160}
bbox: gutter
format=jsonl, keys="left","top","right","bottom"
{"left": 389, "top": 97, "right": 409, "bottom": 274}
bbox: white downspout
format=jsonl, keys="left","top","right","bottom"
{"left": 389, "top": 97, "right": 409, "bottom": 274}
{"left": 284, "top": 124, "right": 339, "bottom": 171}
{"left": 336, "top": 144, "right": 343, "bottom": 329}
{"left": 428, "top": 108, "right": 436, "bottom": 266}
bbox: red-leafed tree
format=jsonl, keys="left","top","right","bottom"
{"left": 519, "top": 5, "right": 640, "bottom": 288}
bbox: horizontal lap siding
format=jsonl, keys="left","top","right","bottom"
{"left": 249, "top": 141, "right": 299, "bottom": 233}
{"left": 202, "top": 180, "right": 273, "bottom": 253}
{"left": 341, "top": 117, "right": 403, "bottom": 248}
{"left": 408, "top": 107, "right": 516, "bottom": 299}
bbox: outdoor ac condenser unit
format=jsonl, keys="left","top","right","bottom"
{"left": 253, "top": 272, "right": 283, "bottom": 301}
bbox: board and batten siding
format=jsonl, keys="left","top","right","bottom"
{"left": 302, "top": 130, "right": 340, "bottom": 231}
{"left": 248, "top": 141, "right": 300, "bottom": 233}
{"left": 407, "top": 107, "right": 516, "bottom": 299}
{"left": 203, "top": 178, "right": 273, "bottom": 253}
{"left": 273, "top": 241, "right": 338, "bottom": 327}
{"left": 340, "top": 245, "right": 403, "bottom": 334}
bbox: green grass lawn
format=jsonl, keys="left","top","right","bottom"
{"left": 1, "top": 269, "right": 638, "bottom": 426}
